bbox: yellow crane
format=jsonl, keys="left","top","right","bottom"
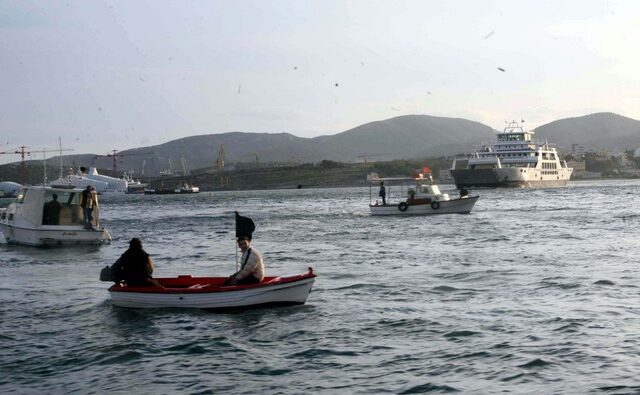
{"left": 216, "top": 145, "right": 225, "bottom": 172}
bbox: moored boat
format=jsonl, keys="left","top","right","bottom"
{"left": 176, "top": 183, "right": 200, "bottom": 194}
{"left": 368, "top": 171, "right": 478, "bottom": 216}
{"left": 108, "top": 268, "right": 316, "bottom": 310}
{"left": 0, "top": 186, "right": 111, "bottom": 246}
{"left": 450, "top": 120, "right": 573, "bottom": 188}
{"left": 50, "top": 166, "right": 128, "bottom": 194}
{"left": 144, "top": 183, "right": 200, "bottom": 195}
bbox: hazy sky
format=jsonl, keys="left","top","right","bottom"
{"left": 1, "top": 0, "right": 639, "bottom": 163}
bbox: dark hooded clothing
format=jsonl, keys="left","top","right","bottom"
{"left": 112, "top": 247, "right": 157, "bottom": 286}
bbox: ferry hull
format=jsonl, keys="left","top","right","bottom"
{"left": 370, "top": 196, "right": 478, "bottom": 216}
{"left": 451, "top": 169, "right": 571, "bottom": 188}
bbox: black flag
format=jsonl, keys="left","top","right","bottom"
{"left": 235, "top": 211, "right": 255, "bottom": 240}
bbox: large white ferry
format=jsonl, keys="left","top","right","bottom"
{"left": 450, "top": 121, "right": 573, "bottom": 188}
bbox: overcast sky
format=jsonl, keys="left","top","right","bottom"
{"left": 1, "top": 0, "right": 639, "bottom": 164}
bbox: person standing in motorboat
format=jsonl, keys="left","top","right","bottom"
{"left": 80, "top": 185, "right": 93, "bottom": 229}
{"left": 111, "top": 238, "right": 161, "bottom": 287}
{"left": 224, "top": 236, "right": 265, "bottom": 286}
{"left": 90, "top": 186, "right": 100, "bottom": 229}
{"left": 81, "top": 185, "right": 99, "bottom": 229}
{"left": 379, "top": 181, "right": 386, "bottom": 206}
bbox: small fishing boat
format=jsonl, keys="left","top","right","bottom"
{"left": 175, "top": 183, "right": 200, "bottom": 194}
{"left": 368, "top": 171, "right": 479, "bottom": 216}
{"left": 108, "top": 268, "right": 316, "bottom": 310}
{"left": 144, "top": 183, "right": 200, "bottom": 195}
{"left": 0, "top": 186, "right": 111, "bottom": 246}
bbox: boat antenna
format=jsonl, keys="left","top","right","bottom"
{"left": 59, "top": 137, "right": 63, "bottom": 179}
{"left": 42, "top": 149, "right": 47, "bottom": 186}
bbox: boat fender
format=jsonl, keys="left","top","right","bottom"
{"left": 398, "top": 201, "right": 409, "bottom": 212}
{"left": 430, "top": 201, "right": 440, "bottom": 210}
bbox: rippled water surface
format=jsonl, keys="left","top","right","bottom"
{"left": 1, "top": 180, "right": 640, "bottom": 394}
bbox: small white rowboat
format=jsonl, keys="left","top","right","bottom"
{"left": 108, "top": 267, "right": 317, "bottom": 310}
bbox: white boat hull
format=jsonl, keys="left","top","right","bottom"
{"left": 451, "top": 168, "right": 572, "bottom": 188}
{"left": 109, "top": 277, "right": 315, "bottom": 309}
{"left": 0, "top": 223, "right": 111, "bottom": 246}
{"left": 370, "top": 196, "right": 479, "bottom": 216}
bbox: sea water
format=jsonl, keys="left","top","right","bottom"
{"left": 1, "top": 180, "right": 639, "bottom": 394}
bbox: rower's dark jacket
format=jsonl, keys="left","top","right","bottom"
{"left": 112, "top": 247, "right": 155, "bottom": 286}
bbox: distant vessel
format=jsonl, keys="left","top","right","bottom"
{"left": 144, "top": 182, "right": 200, "bottom": 195}
{"left": 450, "top": 121, "right": 573, "bottom": 188}
{"left": 122, "top": 171, "right": 147, "bottom": 194}
{"left": 176, "top": 183, "right": 199, "bottom": 194}
{"left": 50, "top": 166, "right": 128, "bottom": 194}
{"left": 0, "top": 181, "right": 22, "bottom": 198}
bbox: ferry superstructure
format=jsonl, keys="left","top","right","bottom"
{"left": 450, "top": 121, "right": 573, "bottom": 188}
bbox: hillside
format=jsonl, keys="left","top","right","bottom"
{"left": 9, "top": 112, "right": 640, "bottom": 182}
{"left": 533, "top": 112, "right": 640, "bottom": 151}
{"left": 41, "top": 115, "right": 497, "bottom": 176}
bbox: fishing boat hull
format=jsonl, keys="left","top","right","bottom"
{"left": 108, "top": 269, "right": 316, "bottom": 310}
{"left": 370, "top": 196, "right": 479, "bottom": 216}
{"left": 0, "top": 223, "right": 111, "bottom": 246}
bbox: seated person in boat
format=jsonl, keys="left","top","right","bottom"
{"left": 112, "top": 238, "right": 161, "bottom": 287}
{"left": 224, "top": 236, "right": 265, "bottom": 286}
{"left": 42, "top": 193, "right": 63, "bottom": 225}
{"left": 407, "top": 188, "right": 416, "bottom": 203}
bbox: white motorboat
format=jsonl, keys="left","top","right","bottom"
{"left": 450, "top": 120, "right": 573, "bottom": 188}
{"left": 368, "top": 172, "right": 479, "bottom": 216}
{"left": 0, "top": 186, "right": 111, "bottom": 246}
{"left": 107, "top": 268, "right": 316, "bottom": 310}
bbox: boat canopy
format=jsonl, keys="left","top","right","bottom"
{"left": 14, "top": 187, "right": 85, "bottom": 226}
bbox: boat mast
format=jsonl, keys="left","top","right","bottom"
{"left": 181, "top": 155, "right": 189, "bottom": 176}
{"left": 58, "top": 137, "right": 63, "bottom": 179}
{"left": 42, "top": 149, "right": 47, "bottom": 186}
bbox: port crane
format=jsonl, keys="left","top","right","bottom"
{"left": 0, "top": 144, "right": 72, "bottom": 184}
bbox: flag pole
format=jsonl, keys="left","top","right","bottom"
{"left": 234, "top": 210, "right": 255, "bottom": 272}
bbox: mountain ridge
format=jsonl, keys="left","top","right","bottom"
{"left": 28, "top": 112, "right": 640, "bottom": 176}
